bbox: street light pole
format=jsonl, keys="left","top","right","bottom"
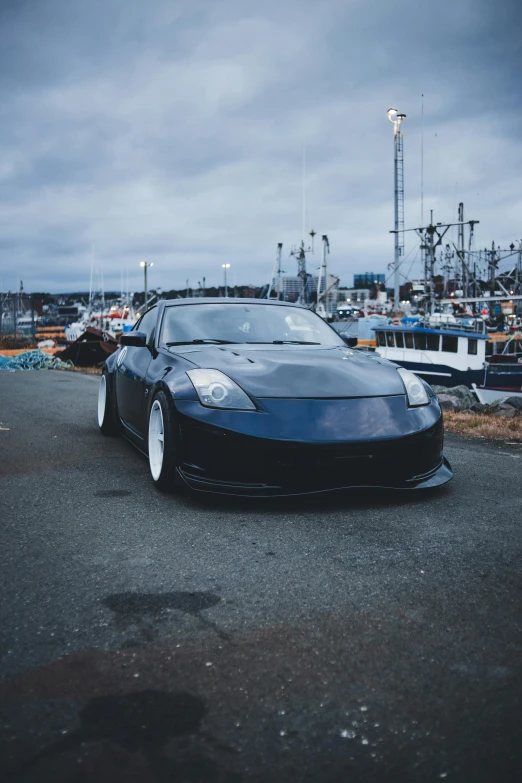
{"left": 139, "top": 261, "right": 153, "bottom": 306}
{"left": 222, "top": 263, "right": 230, "bottom": 297}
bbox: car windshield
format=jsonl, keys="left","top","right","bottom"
{"left": 161, "top": 303, "right": 345, "bottom": 347}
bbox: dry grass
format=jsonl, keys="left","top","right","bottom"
{"left": 0, "top": 336, "right": 36, "bottom": 350}
{"left": 58, "top": 365, "right": 103, "bottom": 375}
{"left": 444, "top": 410, "right": 522, "bottom": 441}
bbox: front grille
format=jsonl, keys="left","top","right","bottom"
{"left": 181, "top": 419, "right": 443, "bottom": 490}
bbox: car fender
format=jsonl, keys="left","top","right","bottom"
{"left": 145, "top": 365, "right": 199, "bottom": 420}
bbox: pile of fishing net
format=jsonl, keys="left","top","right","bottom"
{"left": 0, "top": 350, "right": 74, "bottom": 371}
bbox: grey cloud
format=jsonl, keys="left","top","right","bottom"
{"left": 0, "top": 0, "right": 520, "bottom": 292}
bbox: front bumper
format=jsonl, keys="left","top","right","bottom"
{"left": 174, "top": 397, "right": 453, "bottom": 497}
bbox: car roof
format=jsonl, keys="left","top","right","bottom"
{"left": 163, "top": 297, "right": 307, "bottom": 309}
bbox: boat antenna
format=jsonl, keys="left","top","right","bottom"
{"left": 302, "top": 143, "right": 306, "bottom": 242}
{"left": 420, "top": 94, "right": 424, "bottom": 227}
{"left": 89, "top": 243, "right": 95, "bottom": 309}
{"left": 276, "top": 243, "right": 284, "bottom": 300}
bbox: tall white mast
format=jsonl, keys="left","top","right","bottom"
{"left": 317, "top": 236, "right": 329, "bottom": 303}
{"left": 276, "top": 243, "right": 283, "bottom": 300}
{"left": 387, "top": 108, "right": 406, "bottom": 308}
{"left": 302, "top": 144, "right": 306, "bottom": 243}
{"left": 88, "top": 243, "right": 95, "bottom": 309}
{"left": 267, "top": 243, "right": 283, "bottom": 300}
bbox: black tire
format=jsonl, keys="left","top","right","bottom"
{"left": 98, "top": 371, "right": 119, "bottom": 435}
{"left": 148, "top": 390, "right": 182, "bottom": 492}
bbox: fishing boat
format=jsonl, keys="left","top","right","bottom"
{"left": 373, "top": 317, "right": 522, "bottom": 395}
{"left": 64, "top": 304, "right": 137, "bottom": 342}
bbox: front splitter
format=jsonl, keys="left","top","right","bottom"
{"left": 176, "top": 456, "right": 454, "bottom": 498}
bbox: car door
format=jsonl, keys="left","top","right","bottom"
{"left": 115, "top": 307, "right": 158, "bottom": 436}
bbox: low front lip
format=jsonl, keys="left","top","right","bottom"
{"left": 176, "top": 456, "right": 453, "bottom": 497}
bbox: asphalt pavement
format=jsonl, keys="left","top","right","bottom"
{"left": 0, "top": 369, "right": 521, "bottom": 783}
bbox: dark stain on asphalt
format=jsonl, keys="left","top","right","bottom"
{"left": 80, "top": 690, "right": 206, "bottom": 750}
{"left": 103, "top": 591, "right": 232, "bottom": 643}
{"left": 17, "top": 690, "right": 235, "bottom": 782}
{"left": 103, "top": 591, "right": 221, "bottom": 617}
{"left": 94, "top": 489, "right": 133, "bottom": 498}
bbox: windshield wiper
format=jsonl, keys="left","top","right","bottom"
{"left": 246, "top": 340, "right": 320, "bottom": 345}
{"left": 166, "top": 338, "right": 238, "bottom": 346}
{"left": 273, "top": 340, "right": 320, "bottom": 345}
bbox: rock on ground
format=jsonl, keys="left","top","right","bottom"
{"left": 431, "top": 384, "right": 475, "bottom": 410}
{"left": 503, "top": 396, "right": 522, "bottom": 411}
{"left": 469, "top": 402, "right": 487, "bottom": 413}
{"left": 436, "top": 393, "right": 462, "bottom": 412}
{"left": 491, "top": 402, "right": 518, "bottom": 417}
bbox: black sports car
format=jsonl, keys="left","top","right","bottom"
{"left": 98, "top": 298, "right": 453, "bottom": 496}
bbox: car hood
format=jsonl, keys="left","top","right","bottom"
{"left": 172, "top": 344, "right": 405, "bottom": 398}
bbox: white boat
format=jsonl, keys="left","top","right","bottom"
{"left": 373, "top": 318, "right": 488, "bottom": 386}
{"left": 64, "top": 320, "right": 89, "bottom": 342}
{"left": 472, "top": 384, "right": 522, "bottom": 404}
{"left": 373, "top": 317, "right": 522, "bottom": 391}
{"left": 64, "top": 307, "right": 137, "bottom": 342}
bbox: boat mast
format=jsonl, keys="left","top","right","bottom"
{"left": 489, "top": 242, "right": 497, "bottom": 297}
{"left": 387, "top": 108, "right": 406, "bottom": 308}
{"left": 420, "top": 95, "right": 425, "bottom": 295}
{"left": 291, "top": 232, "right": 315, "bottom": 306}
{"left": 316, "top": 235, "right": 330, "bottom": 314}
{"left": 267, "top": 243, "right": 284, "bottom": 300}
{"left": 457, "top": 203, "right": 465, "bottom": 295}
{"left": 512, "top": 241, "right": 522, "bottom": 317}
{"left": 393, "top": 212, "right": 479, "bottom": 314}
{"left": 294, "top": 242, "right": 308, "bottom": 304}
{"left": 428, "top": 211, "right": 436, "bottom": 314}
{"left": 276, "top": 243, "right": 283, "bottom": 300}
{"left": 88, "top": 243, "right": 95, "bottom": 310}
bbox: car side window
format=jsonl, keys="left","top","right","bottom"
{"left": 135, "top": 308, "right": 157, "bottom": 343}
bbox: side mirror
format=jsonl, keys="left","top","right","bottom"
{"left": 342, "top": 336, "right": 358, "bottom": 348}
{"left": 120, "top": 331, "right": 147, "bottom": 347}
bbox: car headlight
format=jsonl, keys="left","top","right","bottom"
{"left": 187, "top": 369, "right": 256, "bottom": 410}
{"left": 397, "top": 367, "right": 430, "bottom": 407}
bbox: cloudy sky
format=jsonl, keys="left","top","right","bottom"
{"left": 0, "top": 0, "right": 520, "bottom": 294}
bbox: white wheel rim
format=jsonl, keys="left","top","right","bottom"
{"left": 149, "top": 400, "right": 165, "bottom": 481}
{"left": 98, "top": 375, "right": 107, "bottom": 428}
